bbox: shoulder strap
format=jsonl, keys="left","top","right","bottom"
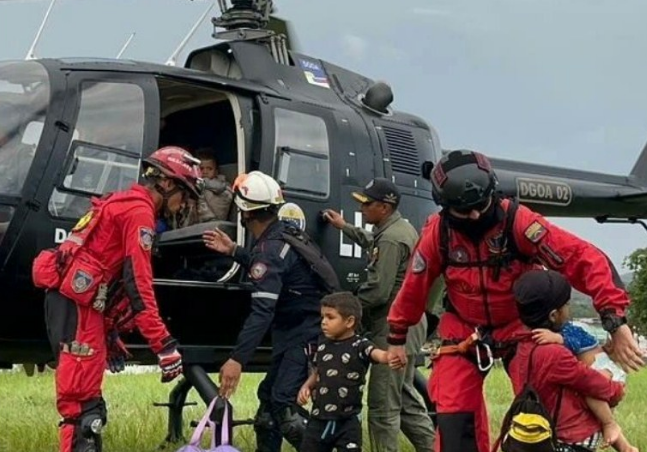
{"left": 439, "top": 212, "right": 450, "bottom": 274}
{"left": 553, "top": 386, "right": 564, "bottom": 429}
{"left": 527, "top": 344, "right": 563, "bottom": 435}
{"left": 502, "top": 197, "right": 521, "bottom": 258}
{"left": 526, "top": 343, "right": 539, "bottom": 382}
{"left": 280, "top": 225, "right": 342, "bottom": 293}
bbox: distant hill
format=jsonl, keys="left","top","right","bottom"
{"left": 571, "top": 271, "right": 634, "bottom": 318}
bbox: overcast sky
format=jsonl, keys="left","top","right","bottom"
{"left": 1, "top": 0, "right": 646, "bottom": 271}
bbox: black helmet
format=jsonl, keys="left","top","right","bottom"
{"left": 430, "top": 150, "right": 497, "bottom": 211}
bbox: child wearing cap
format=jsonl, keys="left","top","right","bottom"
{"left": 509, "top": 269, "right": 634, "bottom": 452}
{"left": 297, "top": 292, "right": 391, "bottom": 452}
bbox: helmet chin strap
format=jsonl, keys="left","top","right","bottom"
{"left": 154, "top": 183, "right": 183, "bottom": 218}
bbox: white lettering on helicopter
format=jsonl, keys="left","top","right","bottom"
{"left": 339, "top": 211, "right": 373, "bottom": 258}
{"left": 516, "top": 178, "right": 572, "bottom": 206}
{"left": 54, "top": 228, "right": 69, "bottom": 244}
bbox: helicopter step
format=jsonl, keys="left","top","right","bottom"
{"left": 152, "top": 364, "right": 233, "bottom": 445}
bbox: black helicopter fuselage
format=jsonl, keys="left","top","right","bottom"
{"left": 0, "top": 40, "right": 441, "bottom": 371}
{"left": 2, "top": 38, "right": 647, "bottom": 372}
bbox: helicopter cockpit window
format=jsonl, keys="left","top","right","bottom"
{"left": 0, "top": 61, "right": 50, "bottom": 197}
{"left": 48, "top": 81, "right": 144, "bottom": 219}
{"left": 274, "top": 108, "right": 329, "bottom": 197}
{"left": 61, "top": 141, "right": 139, "bottom": 196}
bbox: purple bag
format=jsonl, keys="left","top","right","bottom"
{"left": 176, "top": 397, "right": 239, "bottom": 452}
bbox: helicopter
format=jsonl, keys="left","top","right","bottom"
{"left": 2, "top": 0, "right": 647, "bottom": 444}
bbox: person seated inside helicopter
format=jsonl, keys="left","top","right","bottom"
{"left": 195, "top": 146, "right": 234, "bottom": 222}
{"left": 152, "top": 146, "right": 236, "bottom": 282}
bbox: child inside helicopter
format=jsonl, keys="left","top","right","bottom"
{"left": 195, "top": 147, "right": 234, "bottom": 223}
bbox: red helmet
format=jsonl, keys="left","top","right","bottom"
{"left": 143, "top": 146, "right": 204, "bottom": 199}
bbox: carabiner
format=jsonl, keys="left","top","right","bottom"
{"left": 475, "top": 341, "right": 494, "bottom": 372}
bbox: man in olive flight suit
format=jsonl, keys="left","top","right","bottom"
{"left": 322, "top": 178, "right": 435, "bottom": 452}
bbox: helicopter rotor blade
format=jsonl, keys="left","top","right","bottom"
{"left": 25, "top": 0, "right": 57, "bottom": 60}
{"left": 116, "top": 32, "right": 136, "bottom": 59}
{"left": 166, "top": 1, "right": 216, "bottom": 66}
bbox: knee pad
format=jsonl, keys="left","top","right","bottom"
{"left": 277, "top": 405, "right": 308, "bottom": 449}
{"left": 254, "top": 405, "right": 282, "bottom": 452}
{"left": 73, "top": 398, "right": 106, "bottom": 452}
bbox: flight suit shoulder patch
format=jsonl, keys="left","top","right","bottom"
{"left": 523, "top": 221, "right": 547, "bottom": 244}
{"left": 139, "top": 227, "right": 155, "bottom": 251}
{"left": 250, "top": 261, "right": 268, "bottom": 280}
{"left": 412, "top": 250, "right": 427, "bottom": 273}
{"left": 72, "top": 269, "right": 93, "bottom": 293}
{"left": 72, "top": 211, "right": 94, "bottom": 232}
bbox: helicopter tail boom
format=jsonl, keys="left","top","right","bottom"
{"left": 630, "top": 139, "right": 647, "bottom": 184}
{"left": 468, "top": 144, "right": 647, "bottom": 220}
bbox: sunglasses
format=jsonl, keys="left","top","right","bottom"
{"left": 451, "top": 198, "right": 491, "bottom": 215}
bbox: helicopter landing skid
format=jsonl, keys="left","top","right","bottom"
{"left": 153, "top": 364, "right": 254, "bottom": 447}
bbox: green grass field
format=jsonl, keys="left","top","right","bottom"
{"left": 1, "top": 366, "right": 645, "bottom": 452}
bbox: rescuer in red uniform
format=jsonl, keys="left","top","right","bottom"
{"left": 32, "top": 146, "right": 204, "bottom": 452}
{"left": 385, "top": 150, "right": 645, "bottom": 452}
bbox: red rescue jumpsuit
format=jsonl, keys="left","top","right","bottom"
{"left": 39, "top": 184, "right": 176, "bottom": 452}
{"left": 386, "top": 198, "right": 630, "bottom": 452}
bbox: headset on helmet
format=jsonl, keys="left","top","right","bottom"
{"left": 430, "top": 150, "right": 498, "bottom": 210}
{"left": 142, "top": 146, "right": 205, "bottom": 199}
{"left": 233, "top": 171, "right": 285, "bottom": 212}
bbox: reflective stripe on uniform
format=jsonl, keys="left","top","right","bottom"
{"left": 252, "top": 292, "right": 279, "bottom": 300}
{"left": 280, "top": 243, "right": 291, "bottom": 259}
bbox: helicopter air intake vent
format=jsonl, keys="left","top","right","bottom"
{"left": 382, "top": 126, "right": 420, "bottom": 176}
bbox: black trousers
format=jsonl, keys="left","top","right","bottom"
{"left": 301, "top": 416, "right": 362, "bottom": 452}
{"left": 255, "top": 344, "right": 310, "bottom": 452}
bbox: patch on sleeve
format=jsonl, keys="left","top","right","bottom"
{"left": 72, "top": 269, "right": 93, "bottom": 293}
{"left": 369, "top": 246, "right": 379, "bottom": 265}
{"left": 250, "top": 262, "right": 268, "bottom": 280}
{"left": 72, "top": 211, "right": 94, "bottom": 232}
{"left": 523, "top": 221, "right": 547, "bottom": 244}
{"left": 412, "top": 250, "right": 427, "bottom": 273}
{"left": 139, "top": 227, "right": 155, "bottom": 251}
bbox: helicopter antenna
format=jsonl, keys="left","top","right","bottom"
{"left": 25, "top": 0, "right": 57, "bottom": 60}
{"left": 116, "top": 32, "right": 136, "bottom": 59}
{"left": 166, "top": 1, "right": 216, "bottom": 66}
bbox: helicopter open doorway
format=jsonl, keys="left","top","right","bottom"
{"left": 151, "top": 77, "right": 246, "bottom": 284}
{"left": 43, "top": 72, "right": 247, "bottom": 285}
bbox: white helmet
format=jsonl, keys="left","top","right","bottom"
{"left": 233, "top": 171, "right": 285, "bottom": 211}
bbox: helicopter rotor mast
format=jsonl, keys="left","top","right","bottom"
{"left": 210, "top": 0, "right": 294, "bottom": 65}
{"left": 211, "top": 0, "right": 276, "bottom": 41}
{"left": 213, "top": 0, "right": 272, "bottom": 30}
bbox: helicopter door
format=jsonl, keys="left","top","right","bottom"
{"left": 45, "top": 74, "right": 156, "bottom": 223}
{"left": 334, "top": 112, "right": 377, "bottom": 264}
{"left": 258, "top": 99, "right": 339, "bottom": 247}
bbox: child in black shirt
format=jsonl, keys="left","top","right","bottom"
{"left": 298, "top": 291, "right": 389, "bottom": 451}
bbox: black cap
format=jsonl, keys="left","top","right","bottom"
{"left": 513, "top": 269, "right": 571, "bottom": 328}
{"left": 352, "top": 177, "right": 400, "bottom": 206}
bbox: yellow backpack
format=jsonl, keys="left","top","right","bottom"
{"left": 493, "top": 345, "right": 563, "bottom": 452}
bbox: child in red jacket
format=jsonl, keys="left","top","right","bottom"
{"left": 531, "top": 319, "right": 637, "bottom": 452}
{"left": 509, "top": 269, "right": 629, "bottom": 452}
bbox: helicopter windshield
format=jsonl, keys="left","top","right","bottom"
{"left": 0, "top": 61, "right": 50, "bottom": 197}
